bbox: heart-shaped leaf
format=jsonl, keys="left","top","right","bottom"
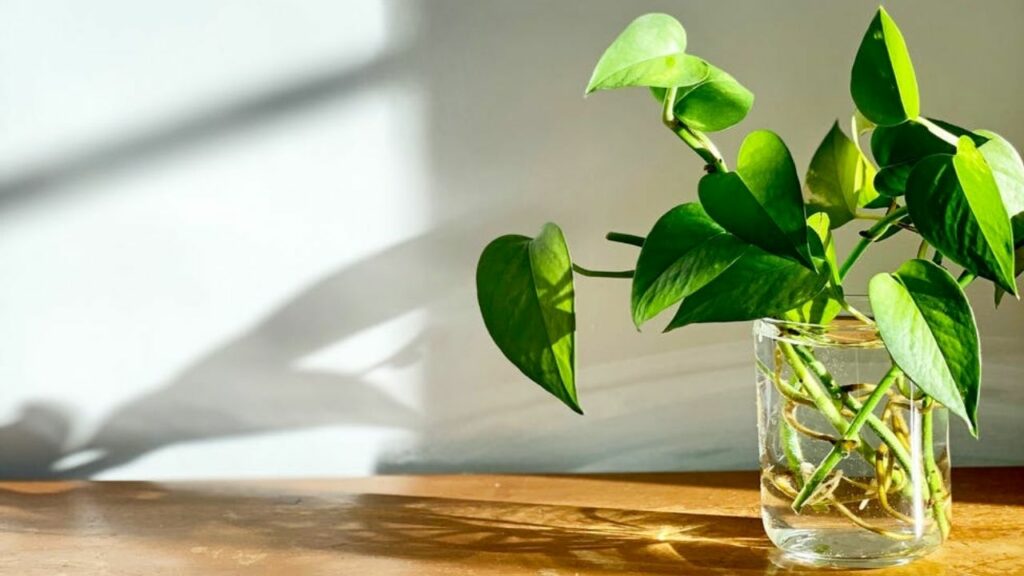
{"left": 873, "top": 164, "right": 911, "bottom": 197}
{"left": 805, "top": 122, "right": 877, "bottom": 228}
{"left": 975, "top": 130, "right": 1024, "bottom": 241}
{"left": 872, "top": 119, "right": 974, "bottom": 167}
{"left": 476, "top": 223, "right": 580, "bottom": 413}
{"left": 586, "top": 13, "right": 709, "bottom": 94}
{"left": 666, "top": 243, "right": 828, "bottom": 330}
{"left": 699, "top": 130, "right": 812, "bottom": 266}
{"left": 631, "top": 203, "right": 748, "bottom": 327}
{"left": 851, "top": 7, "right": 919, "bottom": 126}
{"left": 870, "top": 119, "right": 980, "bottom": 196}
{"left": 652, "top": 64, "right": 753, "bottom": 132}
{"left": 869, "top": 259, "right": 981, "bottom": 435}
{"left": 905, "top": 137, "right": 1018, "bottom": 295}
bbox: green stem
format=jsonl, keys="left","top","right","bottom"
{"left": 916, "top": 239, "right": 929, "bottom": 260}
{"left": 662, "top": 86, "right": 679, "bottom": 125}
{"left": 840, "top": 302, "right": 874, "bottom": 326}
{"left": 661, "top": 88, "right": 728, "bottom": 173}
{"left": 571, "top": 264, "right": 633, "bottom": 279}
{"left": 792, "top": 346, "right": 913, "bottom": 476}
{"left": 839, "top": 207, "right": 909, "bottom": 280}
{"left": 605, "top": 231, "right": 645, "bottom": 248}
{"left": 792, "top": 365, "right": 902, "bottom": 511}
{"left": 923, "top": 400, "right": 951, "bottom": 539}
{"left": 917, "top": 272, "right": 973, "bottom": 536}
{"left": 778, "top": 342, "right": 875, "bottom": 463}
{"left": 957, "top": 271, "right": 976, "bottom": 288}
{"left": 780, "top": 417, "right": 805, "bottom": 481}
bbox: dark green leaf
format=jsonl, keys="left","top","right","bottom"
{"left": 666, "top": 244, "right": 828, "bottom": 330}
{"left": 850, "top": 7, "right": 919, "bottom": 126}
{"left": 906, "top": 137, "right": 1017, "bottom": 294}
{"left": 476, "top": 223, "right": 580, "bottom": 413}
{"left": 631, "top": 203, "right": 747, "bottom": 327}
{"left": 586, "top": 13, "right": 709, "bottom": 94}
{"left": 873, "top": 163, "right": 910, "bottom": 197}
{"left": 871, "top": 119, "right": 971, "bottom": 167}
{"left": 870, "top": 119, "right": 981, "bottom": 196}
{"left": 699, "top": 130, "right": 812, "bottom": 266}
{"left": 869, "top": 259, "right": 981, "bottom": 434}
{"left": 805, "top": 122, "right": 877, "bottom": 227}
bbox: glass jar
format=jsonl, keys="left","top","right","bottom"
{"left": 753, "top": 310, "right": 950, "bottom": 568}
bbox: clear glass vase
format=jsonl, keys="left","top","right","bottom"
{"left": 753, "top": 310, "right": 950, "bottom": 568}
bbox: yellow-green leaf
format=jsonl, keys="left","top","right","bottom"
{"left": 850, "top": 7, "right": 919, "bottom": 126}
{"left": 586, "top": 13, "right": 709, "bottom": 94}
{"left": 806, "top": 122, "right": 876, "bottom": 228}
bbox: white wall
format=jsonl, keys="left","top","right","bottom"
{"left": 1, "top": 0, "right": 1022, "bottom": 479}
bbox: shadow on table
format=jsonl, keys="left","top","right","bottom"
{"left": 0, "top": 481, "right": 970, "bottom": 575}
{"left": 0, "top": 479, "right": 974, "bottom": 573}
{"left": 0, "top": 482, "right": 776, "bottom": 574}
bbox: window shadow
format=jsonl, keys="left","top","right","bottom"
{"left": 0, "top": 220, "right": 494, "bottom": 478}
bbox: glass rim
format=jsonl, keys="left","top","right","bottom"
{"left": 754, "top": 296, "right": 882, "bottom": 347}
{"left": 756, "top": 294, "right": 874, "bottom": 331}
{"left": 755, "top": 313, "right": 878, "bottom": 332}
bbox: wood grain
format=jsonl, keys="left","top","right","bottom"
{"left": 1, "top": 468, "right": 1021, "bottom": 575}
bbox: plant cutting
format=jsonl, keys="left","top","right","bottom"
{"left": 474, "top": 8, "right": 1023, "bottom": 568}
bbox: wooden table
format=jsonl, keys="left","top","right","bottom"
{"left": 1, "top": 468, "right": 1021, "bottom": 575}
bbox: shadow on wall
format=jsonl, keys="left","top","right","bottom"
{"left": 0, "top": 224, "right": 475, "bottom": 478}
{"left": 0, "top": 0, "right": 432, "bottom": 477}
{"left": 0, "top": 0, "right": 442, "bottom": 477}
{"left": 3, "top": 0, "right": 708, "bottom": 479}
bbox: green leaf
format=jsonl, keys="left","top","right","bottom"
{"left": 873, "top": 164, "right": 910, "bottom": 197}
{"left": 869, "top": 259, "right": 981, "bottom": 434}
{"left": 906, "top": 137, "right": 1018, "bottom": 294}
{"left": 476, "top": 223, "right": 580, "bottom": 413}
{"left": 784, "top": 214, "right": 844, "bottom": 324}
{"left": 808, "top": 213, "right": 841, "bottom": 285}
{"left": 666, "top": 243, "right": 828, "bottom": 330}
{"left": 851, "top": 7, "right": 919, "bottom": 126}
{"left": 631, "top": 203, "right": 748, "bottom": 327}
{"left": 994, "top": 244, "right": 1024, "bottom": 306}
{"left": 652, "top": 64, "right": 753, "bottom": 132}
{"left": 805, "top": 122, "right": 877, "bottom": 228}
{"left": 975, "top": 130, "right": 1024, "bottom": 241}
{"left": 872, "top": 120, "right": 972, "bottom": 167}
{"left": 699, "top": 130, "right": 812, "bottom": 266}
{"left": 870, "top": 119, "right": 980, "bottom": 196}
{"left": 586, "top": 13, "right": 709, "bottom": 94}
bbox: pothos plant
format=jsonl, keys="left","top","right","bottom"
{"left": 475, "top": 8, "right": 1022, "bottom": 533}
